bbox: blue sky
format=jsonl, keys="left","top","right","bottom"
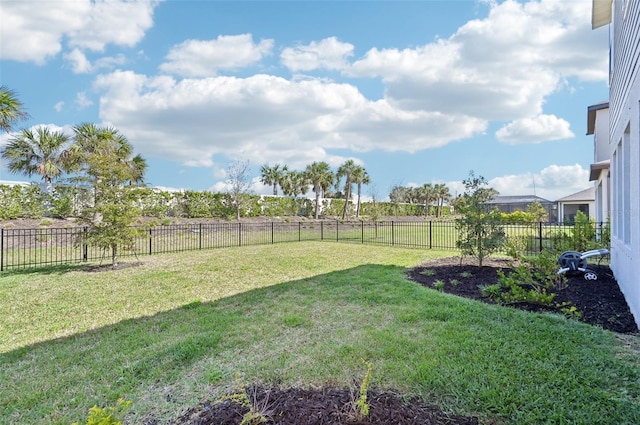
{"left": 0, "top": 0, "right": 609, "bottom": 201}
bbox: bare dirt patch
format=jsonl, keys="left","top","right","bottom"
{"left": 172, "top": 387, "right": 480, "bottom": 425}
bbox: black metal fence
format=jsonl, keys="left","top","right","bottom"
{"left": 0, "top": 220, "right": 609, "bottom": 271}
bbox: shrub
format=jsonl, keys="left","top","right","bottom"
{"left": 71, "top": 398, "right": 131, "bottom": 425}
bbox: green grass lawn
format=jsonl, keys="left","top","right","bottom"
{"left": 1, "top": 242, "right": 639, "bottom": 424}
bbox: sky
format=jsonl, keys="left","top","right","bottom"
{"left": 0, "top": 0, "right": 610, "bottom": 202}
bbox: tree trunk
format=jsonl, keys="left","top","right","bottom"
{"left": 315, "top": 191, "right": 320, "bottom": 219}
{"left": 111, "top": 244, "right": 118, "bottom": 268}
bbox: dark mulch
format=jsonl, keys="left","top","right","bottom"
{"left": 407, "top": 256, "right": 638, "bottom": 334}
{"left": 174, "top": 387, "right": 479, "bottom": 425}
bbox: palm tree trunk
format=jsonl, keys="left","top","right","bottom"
{"left": 356, "top": 184, "right": 362, "bottom": 218}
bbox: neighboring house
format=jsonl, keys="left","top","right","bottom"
{"left": 587, "top": 101, "right": 611, "bottom": 224}
{"left": 0, "top": 179, "right": 31, "bottom": 187}
{"left": 592, "top": 0, "right": 640, "bottom": 326}
{"left": 486, "top": 195, "right": 557, "bottom": 222}
{"left": 555, "top": 187, "right": 596, "bottom": 223}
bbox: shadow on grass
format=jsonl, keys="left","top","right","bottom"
{"left": 0, "top": 263, "right": 412, "bottom": 423}
{"left": 1, "top": 263, "right": 639, "bottom": 425}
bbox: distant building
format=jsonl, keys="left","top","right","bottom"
{"left": 556, "top": 187, "right": 596, "bottom": 223}
{"left": 486, "top": 195, "right": 557, "bottom": 222}
{"left": 0, "top": 180, "right": 31, "bottom": 187}
{"left": 586, "top": 101, "right": 610, "bottom": 224}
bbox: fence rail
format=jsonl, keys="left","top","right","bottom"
{"left": 0, "top": 220, "right": 608, "bottom": 271}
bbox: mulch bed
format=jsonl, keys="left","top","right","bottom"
{"left": 407, "top": 256, "right": 638, "bottom": 334}
{"left": 174, "top": 387, "right": 479, "bottom": 425}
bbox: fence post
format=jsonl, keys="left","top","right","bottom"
{"left": 392, "top": 221, "right": 395, "bottom": 246}
{"left": 199, "top": 223, "right": 203, "bottom": 250}
{"left": 361, "top": 221, "right": 364, "bottom": 244}
{"left": 238, "top": 222, "right": 242, "bottom": 247}
{"left": 149, "top": 228, "right": 152, "bottom": 255}
{"left": 271, "top": 222, "right": 274, "bottom": 244}
{"left": 539, "top": 222, "right": 543, "bottom": 253}
{"left": 1, "top": 228, "right": 4, "bottom": 272}
{"left": 299, "top": 222, "right": 301, "bottom": 242}
{"left": 336, "top": 219, "right": 339, "bottom": 242}
{"left": 83, "top": 226, "right": 88, "bottom": 261}
{"left": 321, "top": 221, "right": 324, "bottom": 241}
{"left": 429, "top": 221, "right": 432, "bottom": 249}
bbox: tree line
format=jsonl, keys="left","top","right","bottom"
{"left": 259, "top": 160, "right": 370, "bottom": 220}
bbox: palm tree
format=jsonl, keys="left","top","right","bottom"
{"left": 434, "top": 183, "right": 451, "bottom": 217}
{"left": 281, "top": 170, "right": 308, "bottom": 198}
{"left": 336, "top": 159, "right": 359, "bottom": 220}
{"left": 69, "top": 123, "right": 145, "bottom": 182}
{"left": 128, "top": 154, "right": 147, "bottom": 185}
{"left": 0, "top": 86, "right": 29, "bottom": 133}
{"left": 352, "top": 166, "right": 370, "bottom": 218}
{"left": 1, "top": 126, "right": 70, "bottom": 191}
{"left": 304, "top": 161, "right": 334, "bottom": 219}
{"left": 260, "top": 164, "right": 288, "bottom": 195}
{"left": 417, "top": 183, "right": 435, "bottom": 216}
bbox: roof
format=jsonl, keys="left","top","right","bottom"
{"left": 592, "top": 0, "right": 612, "bottom": 29}
{"left": 589, "top": 160, "right": 610, "bottom": 181}
{"left": 586, "top": 101, "right": 609, "bottom": 135}
{"left": 486, "top": 195, "right": 553, "bottom": 205}
{"left": 556, "top": 187, "right": 595, "bottom": 203}
{"left": 0, "top": 180, "right": 31, "bottom": 187}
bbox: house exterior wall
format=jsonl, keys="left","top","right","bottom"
{"left": 594, "top": 108, "right": 610, "bottom": 162}
{"left": 608, "top": 0, "right": 640, "bottom": 326}
{"left": 591, "top": 107, "right": 610, "bottom": 224}
{"left": 593, "top": 171, "right": 610, "bottom": 224}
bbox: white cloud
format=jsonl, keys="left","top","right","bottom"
{"left": 347, "top": 0, "right": 607, "bottom": 121}
{"left": 94, "top": 70, "right": 487, "bottom": 169}
{"left": 281, "top": 37, "right": 354, "bottom": 72}
{"left": 0, "top": 0, "right": 158, "bottom": 64}
{"left": 54, "top": 101, "right": 65, "bottom": 112}
{"left": 495, "top": 114, "right": 574, "bottom": 144}
{"left": 66, "top": 0, "right": 158, "bottom": 52}
{"left": 75, "top": 92, "right": 94, "bottom": 109}
{"left": 209, "top": 176, "right": 268, "bottom": 195}
{"left": 64, "top": 49, "right": 127, "bottom": 74}
{"left": 160, "top": 34, "right": 274, "bottom": 77}
{"left": 64, "top": 49, "right": 93, "bottom": 74}
{"left": 486, "top": 164, "right": 590, "bottom": 200}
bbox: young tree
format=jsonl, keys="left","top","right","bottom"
{"left": 455, "top": 171, "right": 505, "bottom": 267}
{"left": 73, "top": 126, "right": 147, "bottom": 267}
{"left": 304, "top": 161, "right": 334, "bottom": 219}
{"left": 1, "top": 126, "right": 71, "bottom": 192}
{"left": 0, "top": 86, "right": 29, "bottom": 133}
{"left": 526, "top": 200, "right": 549, "bottom": 222}
{"left": 226, "top": 159, "right": 252, "bottom": 220}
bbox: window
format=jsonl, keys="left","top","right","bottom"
{"left": 623, "top": 126, "right": 631, "bottom": 244}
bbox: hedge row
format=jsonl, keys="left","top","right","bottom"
{"left": 2, "top": 185, "right": 455, "bottom": 220}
